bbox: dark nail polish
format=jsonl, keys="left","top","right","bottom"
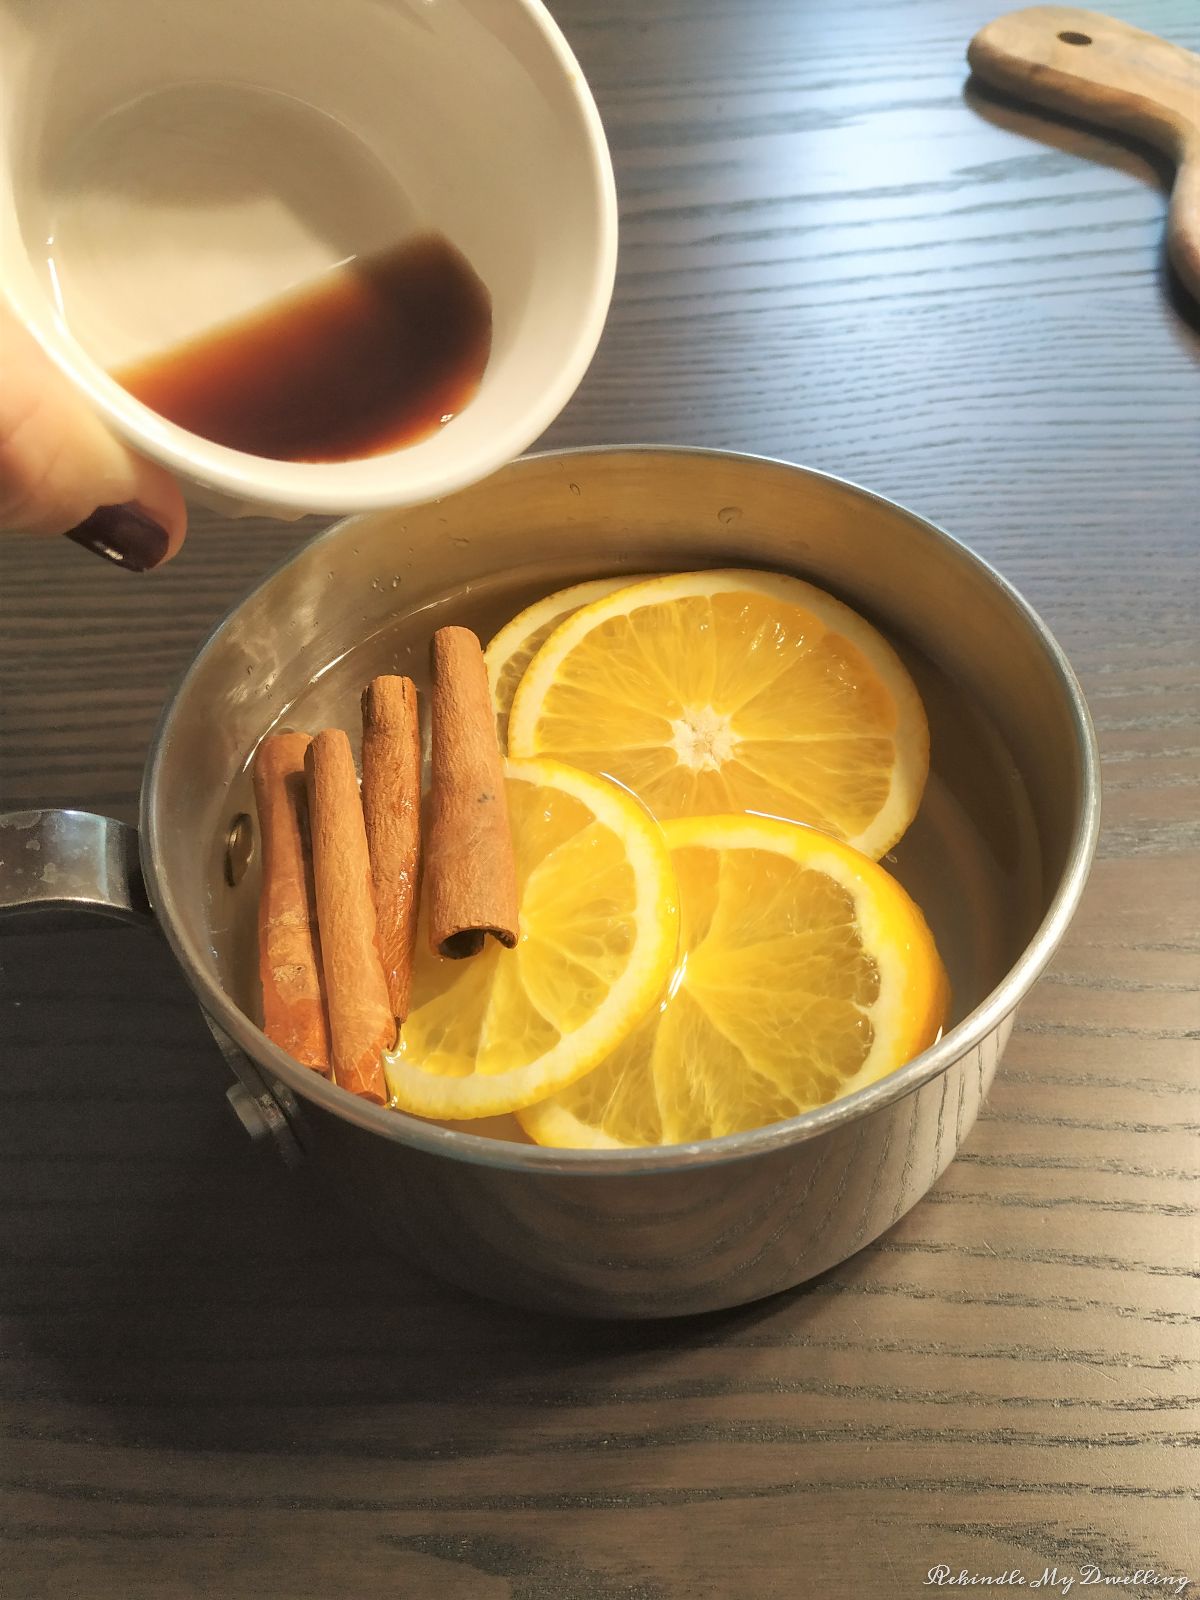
{"left": 64, "top": 503, "right": 170, "bottom": 572}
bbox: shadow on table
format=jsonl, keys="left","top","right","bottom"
{"left": 3, "top": 925, "right": 838, "bottom": 1461}
{"left": 963, "top": 74, "right": 1200, "bottom": 334}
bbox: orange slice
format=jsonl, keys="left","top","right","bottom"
{"left": 519, "top": 813, "right": 948, "bottom": 1148}
{"left": 507, "top": 568, "right": 929, "bottom": 860}
{"left": 384, "top": 758, "right": 678, "bottom": 1118}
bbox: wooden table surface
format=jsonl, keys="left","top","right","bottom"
{"left": 2, "top": 1, "right": 1197, "bottom": 1595}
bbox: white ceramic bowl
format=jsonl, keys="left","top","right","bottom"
{"left": 0, "top": 0, "right": 617, "bottom": 516}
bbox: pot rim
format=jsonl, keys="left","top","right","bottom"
{"left": 141, "top": 445, "right": 1101, "bottom": 1175}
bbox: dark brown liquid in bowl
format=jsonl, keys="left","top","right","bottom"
{"left": 114, "top": 234, "right": 492, "bottom": 462}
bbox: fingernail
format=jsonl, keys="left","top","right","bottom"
{"left": 64, "top": 503, "right": 170, "bottom": 572}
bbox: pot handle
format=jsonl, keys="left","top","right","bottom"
{"left": 0, "top": 807, "right": 303, "bottom": 1168}
{"left": 0, "top": 808, "right": 151, "bottom": 923}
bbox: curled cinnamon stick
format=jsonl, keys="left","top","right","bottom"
{"left": 252, "top": 732, "right": 331, "bottom": 1074}
{"left": 427, "top": 626, "right": 519, "bottom": 959}
{"left": 304, "top": 729, "right": 394, "bottom": 1104}
{"left": 361, "top": 675, "right": 422, "bottom": 1022}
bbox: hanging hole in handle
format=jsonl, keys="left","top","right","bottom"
{"left": 1057, "top": 30, "right": 1092, "bottom": 45}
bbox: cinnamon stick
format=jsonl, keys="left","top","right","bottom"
{"left": 361, "top": 675, "right": 422, "bottom": 1021}
{"left": 252, "top": 732, "right": 331, "bottom": 1074}
{"left": 427, "top": 625, "right": 519, "bottom": 959}
{"left": 304, "top": 728, "right": 394, "bottom": 1104}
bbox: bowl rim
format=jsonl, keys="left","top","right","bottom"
{"left": 142, "top": 444, "right": 1102, "bottom": 1174}
{"left": 3, "top": 0, "right": 618, "bottom": 515}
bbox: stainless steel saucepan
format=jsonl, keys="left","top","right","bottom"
{"left": 0, "top": 447, "right": 1100, "bottom": 1318}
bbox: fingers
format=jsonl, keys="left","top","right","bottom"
{"left": 0, "top": 305, "right": 187, "bottom": 567}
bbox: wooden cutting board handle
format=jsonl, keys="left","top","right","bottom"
{"left": 967, "top": 6, "right": 1200, "bottom": 301}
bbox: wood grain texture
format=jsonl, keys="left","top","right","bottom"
{"left": 1, "top": 0, "right": 1197, "bottom": 1595}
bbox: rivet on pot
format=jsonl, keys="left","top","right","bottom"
{"left": 224, "top": 813, "right": 254, "bottom": 887}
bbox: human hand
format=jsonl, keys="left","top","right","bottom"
{"left": 0, "top": 303, "right": 187, "bottom": 570}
